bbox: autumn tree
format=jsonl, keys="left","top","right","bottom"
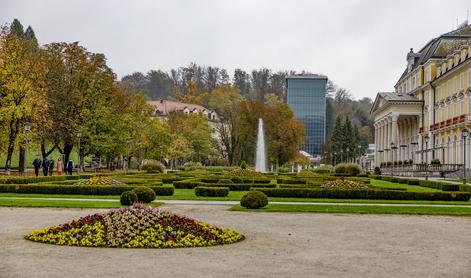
{"left": 208, "top": 85, "right": 244, "bottom": 165}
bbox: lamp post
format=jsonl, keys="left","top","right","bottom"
{"left": 424, "top": 134, "right": 430, "bottom": 181}
{"left": 24, "top": 121, "right": 31, "bottom": 177}
{"left": 77, "top": 130, "right": 82, "bottom": 175}
{"left": 462, "top": 128, "right": 469, "bottom": 185}
{"left": 333, "top": 152, "right": 337, "bottom": 165}
{"left": 346, "top": 148, "right": 350, "bottom": 163}
{"left": 340, "top": 150, "right": 343, "bottom": 163}
{"left": 126, "top": 138, "right": 131, "bottom": 172}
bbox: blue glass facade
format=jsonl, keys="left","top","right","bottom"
{"left": 286, "top": 76, "right": 327, "bottom": 156}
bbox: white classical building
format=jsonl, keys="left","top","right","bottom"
{"left": 371, "top": 24, "right": 471, "bottom": 172}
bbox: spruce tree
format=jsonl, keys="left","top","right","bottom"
{"left": 343, "top": 117, "right": 354, "bottom": 162}
{"left": 10, "top": 18, "right": 24, "bottom": 37}
{"left": 24, "top": 26, "right": 39, "bottom": 49}
{"left": 331, "top": 116, "right": 344, "bottom": 163}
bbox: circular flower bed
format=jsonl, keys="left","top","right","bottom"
{"left": 25, "top": 204, "right": 244, "bottom": 248}
{"left": 321, "top": 179, "right": 370, "bottom": 189}
{"left": 76, "top": 176, "right": 125, "bottom": 186}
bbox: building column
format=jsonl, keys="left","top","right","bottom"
{"left": 374, "top": 123, "right": 379, "bottom": 166}
{"left": 391, "top": 115, "right": 398, "bottom": 162}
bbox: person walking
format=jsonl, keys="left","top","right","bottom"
{"left": 57, "top": 158, "right": 63, "bottom": 176}
{"left": 42, "top": 157, "right": 49, "bottom": 176}
{"left": 32, "top": 157, "right": 41, "bottom": 177}
{"left": 66, "top": 160, "right": 74, "bottom": 175}
{"left": 48, "top": 159, "right": 55, "bottom": 176}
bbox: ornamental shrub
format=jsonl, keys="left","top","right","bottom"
{"left": 132, "top": 186, "right": 156, "bottom": 203}
{"left": 141, "top": 160, "right": 165, "bottom": 172}
{"left": 431, "top": 159, "right": 441, "bottom": 165}
{"left": 195, "top": 186, "right": 229, "bottom": 197}
{"left": 240, "top": 191, "right": 268, "bottom": 209}
{"left": 120, "top": 191, "right": 138, "bottom": 205}
{"left": 335, "top": 163, "right": 361, "bottom": 176}
{"left": 240, "top": 161, "right": 248, "bottom": 169}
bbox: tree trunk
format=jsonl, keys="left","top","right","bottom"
{"left": 18, "top": 144, "right": 25, "bottom": 173}
{"left": 4, "top": 118, "right": 19, "bottom": 171}
{"left": 62, "top": 142, "right": 74, "bottom": 171}
{"left": 40, "top": 141, "right": 56, "bottom": 160}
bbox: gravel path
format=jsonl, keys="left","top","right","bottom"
{"left": 1, "top": 205, "right": 471, "bottom": 278}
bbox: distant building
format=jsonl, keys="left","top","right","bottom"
{"left": 147, "top": 99, "right": 217, "bottom": 122}
{"left": 286, "top": 74, "right": 328, "bottom": 156}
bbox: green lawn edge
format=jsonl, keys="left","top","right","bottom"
{"left": 230, "top": 204, "right": 471, "bottom": 216}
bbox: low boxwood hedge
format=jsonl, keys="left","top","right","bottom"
{"left": 276, "top": 179, "right": 307, "bottom": 185}
{"left": 173, "top": 179, "right": 204, "bottom": 189}
{"left": 0, "top": 175, "right": 93, "bottom": 184}
{"left": 250, "top": 187, "right": 470, "bottom": 201}
{"left": 407, "top": 179, "right": 420, "bottom": 185}
{"left": 200, "top": 183, "right": 276, "bottom": 191}
{"left": 418, "top": 180, "right": 460, "bottom": 191}
{"left": 195, "top": 186, "right": 229, "bottom": 197}
{"left": 0, "top": 184, "right": 175, "bottom": 196}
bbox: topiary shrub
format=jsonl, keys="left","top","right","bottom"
{"left": 132, "top": 186, "right": 156, "bottom": 203}
{"left": 240, "top": 161, "right": 247, "bottom": 169}
{"left": 141, "top": 160, "right": 165, "bottom": 173}
{"left": 120, "top": 191, "right": 138, "bottom": 206}
{"left": 240, "top": 191, "right": 268, "bottom": 209}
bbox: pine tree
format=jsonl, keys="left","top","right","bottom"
{"left": 331, "top": 116, "right": 344, "bottom": 163}
{"left": 24, "top": 26, "right": 39, "bottom": 49}
{"left": 10, "top": 19, "right": 24, "bottom": 37}
{"left": 343, "top": 117, "right": 354, "bottom": 162}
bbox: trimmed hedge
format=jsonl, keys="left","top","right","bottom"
{"left": 195, "top": 186, "right": 229, "bottom": 197}
{"left": 250, "top": 188, "right": 471, "bottom": 201}
{"left": 277, "top": 179, "right": 307, "bottom": 185}
{"left": 0, "top": 184, "right": 175, "bottom": 196}
{"left": 407, "top": 179, "right": 420, "bottom": 185}
{"left": 418, "top": 180, "right": 460, "bottom": 191}
{"left": 0, "top": 175, "right": 93, "bottom": 184}
{"left": 173, "top": 179, "right": 204, "bottom": 189}
{"left": 201, "top": 183, "right": 276, "bottom": 191}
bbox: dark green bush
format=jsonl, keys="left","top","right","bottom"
{"left": 398, "top": 179, "right": 408, "bottom": 184}
{"left": 132, "top": 186, "right": 156, "bottom": 203}
{"left": 335, "top": 163, "right": 361, "bottom": 176}
{"left": 202, "top": 183, "right": 275, "bottom": 191}
{"left": 250, "top": 188, "right": 470, "bottom": 201}
{"left": 407, "top": 179, "right": 420, "bottom": 185}
{"left": 390, "top": 178, "right": 399, "bottom": 183}
{"left": 154, "top": 185, "right": 175, "bottom": 196}
{"left": 418, "top": 180, "right": 460, "bottom": 191}
{"left": 0, "top": 175, "right": 92, "bottom": 184}
{"left": 120, "top": 191, "right": 138, "bottom": 205}
{"left": 277, "top": 178, "right": 307, "bottom": 185}
{"left": 195, "top": 186, "right": 229, "bottom": 197}
{"left": 141, "top": 160, "right": 165, "bottom": 173}
{"left": 173, "top": 179, "right": 203, "bottom": 189}
{"left": 240, "top": 161, "right": 248, "bottom": 169}
{"left": 240, "top": 191, "right": 268, "bottom": 209}
{"left": 373, "top": 175, "right": 382, "bottom": 180}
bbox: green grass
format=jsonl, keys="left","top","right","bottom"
{"left": 370, "top": 179, "right": 441, "bottom": 192}
{"left": 0, "top": 197, "right": 118, "bottom": 208}
{"left": 230, "top": 204, "right": 471, "bottom": 216}
{"left": 0, "top": 145, "right": 79, "bottom": 169}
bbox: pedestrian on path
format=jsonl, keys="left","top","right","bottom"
{"left": 32, "top": 157, "right": 41, "bottom": 177}
{"left": 42, "top": 157, "right": 49, "bottom": 176}
{"left": 48, "top": 159, "right": 55, "bottom": 176}
{"left": 57, "top": 158, "right": 63, "bottom": 176}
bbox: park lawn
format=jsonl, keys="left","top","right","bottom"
{"left": 0, "top": 145, "right": 79, "bottom": 169}
{"left": 230, "top": 204, "right": 471, "bottom": 216}
{"left": 370, "top": 179, "right": 441, "bottom": 192}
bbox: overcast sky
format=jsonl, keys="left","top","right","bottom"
{"left": 2, "top": 0, "right": 470, "bottom": 99}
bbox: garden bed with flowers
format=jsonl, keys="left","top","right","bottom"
{"left": 25, "top": 204, "right": 244, "bottom": 248}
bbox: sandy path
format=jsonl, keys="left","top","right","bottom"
{"left": 1, "top": 205, "right": 471, "bottom": 278}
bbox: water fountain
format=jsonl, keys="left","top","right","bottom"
{"left": 255, "top": 118, "right": 267, "bottom": 173}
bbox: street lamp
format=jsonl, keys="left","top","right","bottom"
{"left": 346, "top": 147, "right": 350, "bottom": 163}
{"left": 77, "top": 130, "right": 82, "bottom": 175}
{"left": 333, "top": 151, "right": 337, "bottom": 166}
{"left": 462, "top": 128, "right": 469, "bottom": 185}
{"left": 357, "top": 144, "right": 362, "bottom": 163}
{"left": 424, "top": 134, "right": 430, "bottom": 181}
{"left": 24, "top": 121, "right": 31, "bottom": 177}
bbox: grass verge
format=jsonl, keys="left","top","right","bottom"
{"left": 230, "top": 204, "right": 471, "bottom": 216}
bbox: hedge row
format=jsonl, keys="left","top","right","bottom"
{"left": 277, "top": 179, "right": 307, "bottom": 185}
{"left": 250, "top": 188, "right": 470, "bottom": 201}
{"left": 203, "top": 183, "right": 276, "bottom": 191}
{"left": 0, "top": 184, "right": 174, "bottom": 196}
{"left": 372, "top": 176, "right": 460, "bottom": 191}
{"left": 0, "top": 175, "right": 93, "bottom": 184}
{"left": 194, "top": 186, "right": 229, "bottom": 197}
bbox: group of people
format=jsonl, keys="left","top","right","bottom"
{"left": 32, "top": 157, "right": 75, "bottom": 177}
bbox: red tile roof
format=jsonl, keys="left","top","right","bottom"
{"left": 147, "top": 100, "right": 211, "bottom": 116}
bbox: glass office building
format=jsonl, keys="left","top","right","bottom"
{"left": 286, "top": 75, "right": 327, "bottom": 157}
